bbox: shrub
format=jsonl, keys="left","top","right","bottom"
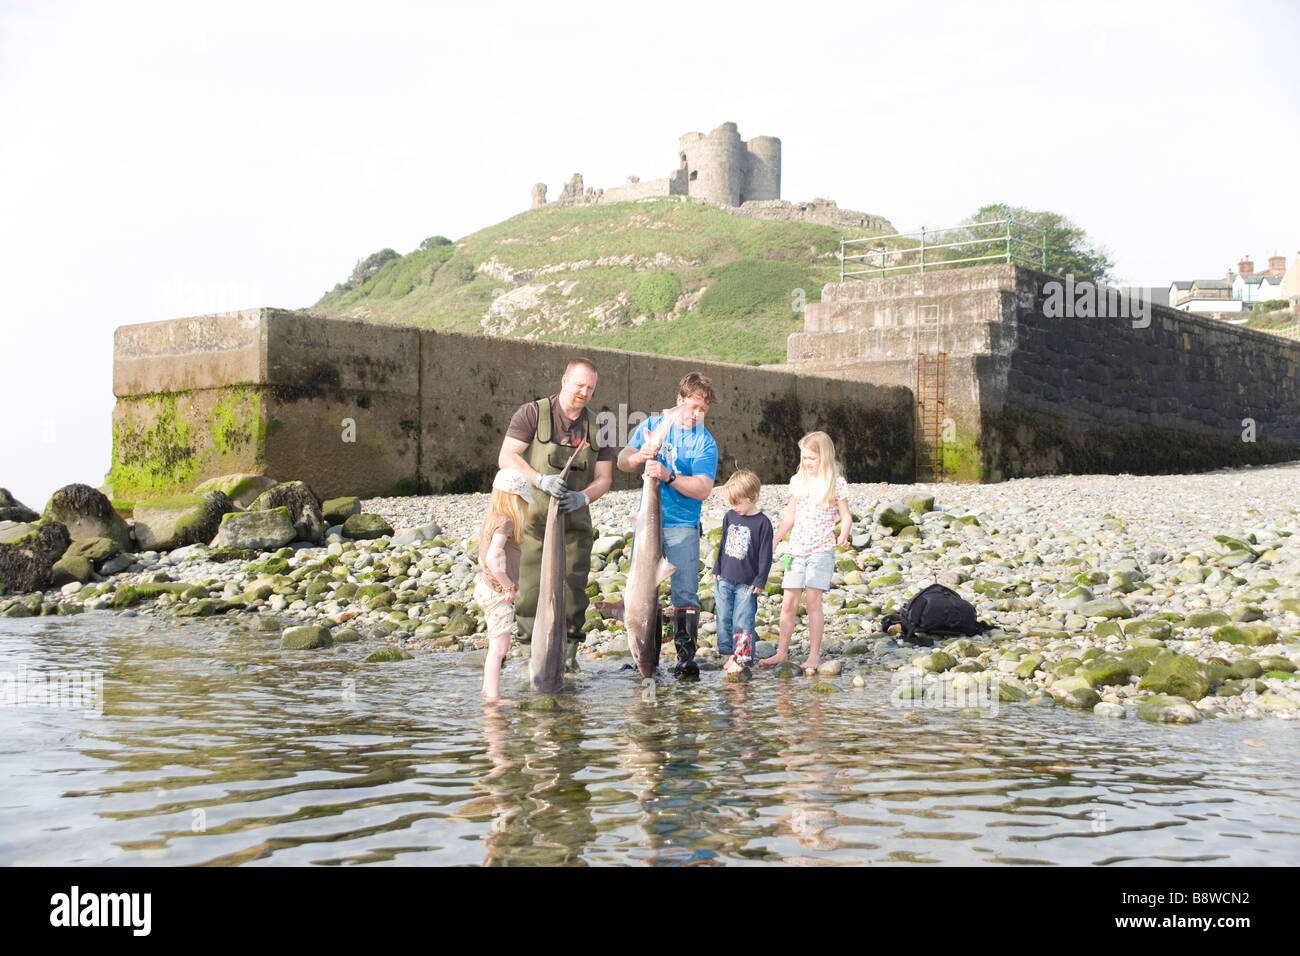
{"left": 632, "top": 271, "right": 683, "bottom": 317}
{"left": 349, "top": 248, "right": 400, "bottom": 287}
{"left": 419, "top": 235, "right": 452, "bottom": 251}
{"left": 432, "top": 256, "right": 475, "bottom": 288}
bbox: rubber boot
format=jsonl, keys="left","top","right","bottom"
{"left": 673, "top": 606, "right": 699, "bottom": 678}
{"left": 649, "top": 605, "right": 672, "bottom": 671}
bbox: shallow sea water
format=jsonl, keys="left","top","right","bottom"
{"left": 2, "top": 613, "right": 1298, "bottom": 866}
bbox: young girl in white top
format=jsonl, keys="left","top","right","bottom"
{"left": 760, "top": 431, "right": 852, "bottom": 672}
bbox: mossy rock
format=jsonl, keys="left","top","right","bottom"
{"left": 1213, "top": 623, "right": 1278, "bottom": 647}
{"left": 50, "top": 555, "right": 94, "bottom": 586}
{"left": 194, "top": 474, "right": 277, "bottom": 509}
{"left": 251, "top": 481, "right": 325, "bottom": 544}
{"left": 133, "top": 491, "right": 234, "bottom": 552}
{"left": 135, "top": 583, "right": 191, "bottom": 599}
{"left": 1137, "top": 694, "right": 1202, "bottom": 723}
{"left": 998, "top": 681, "right": 1030, "bottom": 703}
{"left": 42, "top": 483, "right": 132, "bottom": 553}
{"left": 1254, "top": 655, "right": 1296, "bottom": 673}
{"left": 1264, "top": 670, "right": 1298, "bottom": 681}
{"left": 1076, "top": 656, "right": 1131, "bottom": 687}
{"left": 1077, "top": 598, "right": 1134, "bottom": 619}
{"left": 1015, "top": 653, "right": 1045, "bottom": 679}
{"left": 1228, "top": 658, "right": 1263, "bottom": 679}
{"left": 443, "top": 613, "right": 476, "bottom": 637}
{"left": 1187, "top": 609, "right": 1231, "bottom": 628}
{"left": 903, "top": 493, "right": 935, "bottom": 514}
{"left": 111, "top": 584, "right": 143, "bottom": 609}
{"left": 773, "top": 662, "right": 802, "bottom": 679}
{"left": 65, "top": 536, "right": 120, "bottom": 567}
{"left": 811, "top": 681, "right": 839, "bottom": 694}
{"left": 214, "top": 506, "right": 297, "bottom": 551}
{"left": 332, "top": 628, "right": 362, "bottom": 644}
{"left": 281, "top": 625, "right": 332, "bottom": 650}
{"left": 365, "top": 647, "right": 413, "bottom": 662}
{"left": 1093, "top": 620, "right": 1124, "bottom": 640}
{"left": 1216, "top": 678, "right": 1266, "bottom": 697}
{"left": 343, "top": 513, "right": 394, "bottom": 540}
{"left": 1138, "top": 651, "right": 1210, "bottom": 700}
{"left": 921, "top": 651, "right": 957, "bottom": 673}
{"left": 176, "top": 598, "right": 234, "bottom": 618}
{"left": 1123, "top": 619, "right": 1172, "bottom": 641}
{"left": 1203, "top": 658, "right": 1232, "bottom": 688}
{"left": 1061, "top": 687, "right": 1102, "bottom": 710}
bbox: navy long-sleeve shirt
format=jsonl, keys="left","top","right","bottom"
{"left": 711, "top": 509, "right": 775, "bottom": 590}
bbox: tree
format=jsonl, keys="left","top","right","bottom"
{"left": 959, "top": 204, "right": 1114, "bottom": 286}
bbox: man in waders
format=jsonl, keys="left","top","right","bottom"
{"left": 498, "top": 358, "right": 613, "bottom": 672}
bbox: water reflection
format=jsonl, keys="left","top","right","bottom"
{"left": 1, "top": 614, "right": 1298, "bottom": 866}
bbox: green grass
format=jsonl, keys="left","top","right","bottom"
{"left": 308, "top": 198, "right": 886, "bottom": 363}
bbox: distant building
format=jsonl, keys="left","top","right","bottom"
{"left": 1170, "top": 250, "right": 1290, "bottom": 317}
{"left": 1278, "top": 252, "right": 1300, "bottom": 311}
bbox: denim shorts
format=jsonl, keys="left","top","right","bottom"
{"left": 784, "top": 549, "right": 835, "bottom": 591}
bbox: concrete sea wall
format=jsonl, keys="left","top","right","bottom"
{"left": 111, "top": 310, "right": 916, "bottom": 501}
{"left": 788, "top": 264, "right": 1300, "bottom": 481}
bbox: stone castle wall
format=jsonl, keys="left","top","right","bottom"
{"left": 111, "top": 310, "right": 916, "bottom": 501}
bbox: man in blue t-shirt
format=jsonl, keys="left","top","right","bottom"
{"left": 617, "top": 371, "right": 719, "bottom": 677}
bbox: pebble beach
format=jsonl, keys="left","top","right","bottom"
{"left": 7, "top": 462, "right": 1300, "bottom": 724}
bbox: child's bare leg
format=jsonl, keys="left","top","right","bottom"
{"left": 761, "top": 589, "right": 802, "bottom": 665}
{"left": 482, "top": 634, "right": 510, "bottom": 700}
{"left": 802, "top": 589, "right": 824, "bottom": 670}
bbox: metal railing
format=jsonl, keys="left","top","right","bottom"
{"left": 841, "top": 217, "right": 1048, "bottom": 281}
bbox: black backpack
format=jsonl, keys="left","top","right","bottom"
{"left": 878, "top": 583, "right": 990, "bottom": 647}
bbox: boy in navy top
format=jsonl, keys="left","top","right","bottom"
{"left": 712, "top": 469, "right": 774, "bottom": 676}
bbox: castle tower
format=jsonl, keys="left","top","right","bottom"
{"left": 679, "top": 122, "right": 746, "bottom": 206}
{"left": 743, "top": 135, "right": 781, "bottom": 201}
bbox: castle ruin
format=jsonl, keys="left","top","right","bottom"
{"left": 530, "top": 121, "right": 893, "bottom": 234}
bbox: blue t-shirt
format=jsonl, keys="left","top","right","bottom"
{"left": 630, "top": 414, "right": 718, "bottom": 528}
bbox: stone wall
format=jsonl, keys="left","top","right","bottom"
{"left": 787, "top": 264, "right": 1300, "bottom": 481}
{"left": 111, "top": 310, "right": 917, "bottom": 501}
{"left": 735, "top": 198, "right": 894, "bottom": 234}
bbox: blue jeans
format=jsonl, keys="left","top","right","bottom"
{"left": 713, "top": 577, "right": 757, "bottom": 655}
{"left": 662, "top": 525, "right": 701, "bottom": 610}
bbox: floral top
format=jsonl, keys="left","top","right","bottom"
{"left": 788, "top": 474, "right": 848, "bottom": 555}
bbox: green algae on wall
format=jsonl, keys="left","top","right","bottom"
{"left": 110, "top": 387, "right": 269, "bottom": 499}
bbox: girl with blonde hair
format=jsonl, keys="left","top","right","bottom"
{"left": 760, "top": 431, "right": 852, "bottom": 672}
{"left": 475, "top": 468, "right": 534, "bottom": 700}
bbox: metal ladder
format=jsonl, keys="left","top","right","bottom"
{"left": 914, "top": 351, "right": 946, "bottom": 483}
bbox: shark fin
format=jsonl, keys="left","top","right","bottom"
{"left": 655, "top": 557, "right": 676, "bottom": 585}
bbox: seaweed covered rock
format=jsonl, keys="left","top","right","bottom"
{"left": 251, "top": 481, "right": 325, "bottom": 544}
{"left": 194, "top": 474, "right": 278, "bottom": 510}
{"left": 213, "top": 506, "right": 296, "bottom": 551}
{"left": 42, "top": 484, "right": 132, "bottom": 552}
{"left": 0, "top": 489, "right": 40, "bottom": 524}
{"left": 0, "top": 522, "right": 71, "bottom": 593}
{"left": 133, "top": 491, "right": 235, "bottom": 552}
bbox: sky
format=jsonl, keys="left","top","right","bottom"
{"left": 2, "top": 0, "right": 1298, "bottom": 508}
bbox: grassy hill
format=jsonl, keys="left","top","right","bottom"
{"left": 310, "top": 199, "right": 890, "bottom": 366}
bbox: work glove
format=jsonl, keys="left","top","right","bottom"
{"left": 536, "top": 473, "right": 568, "bottom": 499}
{"left": 559, "top": 490, "right": 589, "bottom": 514}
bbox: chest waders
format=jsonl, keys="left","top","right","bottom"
{"left": 515, "top": 397, "right": 597, "bottom": 647}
